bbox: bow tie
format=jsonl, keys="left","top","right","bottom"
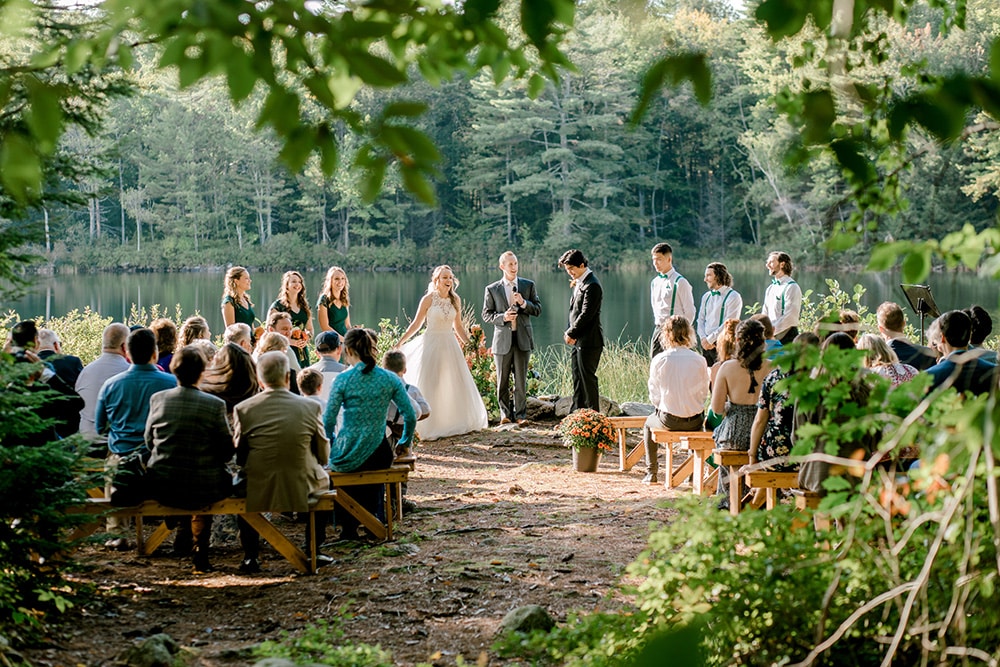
{"left": 657, "top": 273, "right": 670, "bottom": 279}
{"left": 771, "top": 278, "right": 780, "bottom": 285}
{"left": 710, "top": 290, "right": 720, "bottom": 296}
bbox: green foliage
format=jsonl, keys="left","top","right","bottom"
{"left": 534, "top": 337, "right": 649, "bottom": 404}
{"left": 494, "top": 610, "right": 647, "bottom": 666}
{"left": 253, "top": 616, "right": 392, "bottom": 667}
{"left": 463, "top": 321, "right": 500, "bottom": 420}
{"left": 0, "top": 356, "right": 91, "bottom": 645}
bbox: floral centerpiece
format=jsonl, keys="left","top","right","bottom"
{"left": 558, "top": 409, "right": 616, "bottom": 451}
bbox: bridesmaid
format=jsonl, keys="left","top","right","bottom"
{"left": 317, "top": 266, "right": 351, "bottom": 335}
{"left": 268, "top": 270, "right": 313, "bottom": 368}
{"left": 221, "top": 266, "right": 256, "bottom": 341}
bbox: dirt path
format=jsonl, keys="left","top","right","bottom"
{"left": 27, "top": 424, "right": 686, "bottom": 666}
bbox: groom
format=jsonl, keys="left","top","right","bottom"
{"left": 483, "top": 251, "right": 542, "bottom": 425}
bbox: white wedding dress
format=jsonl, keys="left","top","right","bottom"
{"left": 402, "top": 292, "right": 489, "bottom": 440}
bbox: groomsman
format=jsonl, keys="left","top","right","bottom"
{"left": 762, "top": 251, "right": 802, "bottom": 344}
{"left": 482, "top": 251, "right": 542, "bottom": 424}
{"left": 560, "top": 249, "right": 604, "bottom": 412}
{"left": 649, "top": 243, "right": 695, "bottom": 358}
{"left": 696, "top": 262, "right": 743, "bottom": 366}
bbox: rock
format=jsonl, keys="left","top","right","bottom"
{"left": 525, "top": 397, "right": 555, "bottom": 421}
{"left": 620, "top": 402, "right": 654, "bottom": 417}
{"left": 251, "top": 660, "right": 299, "bottom": 667}
{"left": 117, "top": 634, "right": 180, "bottom": 667}
{"left": 555, "top": 396, "right": 620, "bottom": 418}
{"left": 497, "top": 604, "right": 555, "bottom": 635}
{"left": 554, "top": 396, "right": 573, "bottom": 418}
{"left": 600, "top": 396, "right": 621, "bottom": 416}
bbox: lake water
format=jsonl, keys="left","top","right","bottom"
{"left": 4, "top": 266, "right": 997, "bottom": 350}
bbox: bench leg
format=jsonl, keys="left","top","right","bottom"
{"left": 334, "top": 490, "right": 388, "bottom": 541}
{"left": 617, "top": 428, "right": 628, "bottom": 471}
{"left": 139, "top": 522, "right": 174, "bottom": 556}
{"left": 766, "top": 488, "right": 777, "bottom": 510}
{"left": 692, "top": 451, "right": 706, "bottom": 494}
{"left": 669, "top": 456, "right": 693, "bottom": 488}
{"left": 242, "top": 512, "right": 311, "bottom": 574}
{"left": 701, "top": 468, "right": 718, "bottom": 497}
{"left": 308, "top": 511, "right": 317, "bottom": 574}
{"left": 729, "top": 466, "right": 741, "bottom": 516}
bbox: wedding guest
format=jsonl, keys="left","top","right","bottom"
{"left": 649, "top": 243, "right": 694, "bottom": 358}
{"left": 298, "top": 368, "right": 324, "bottom": 404}
{"left": 925, "top": 310, "right": 997, "bottom": 396}
{"left": 560, "top": 249, "right": 604, "bottom": 411}
{"left": 697, "top": 262, "right": 743, "bottom": 366}
{"left": 710, "top": 318, "right": 739, "bottom": 387}
{"left": 9, "top": 320, "right": 84, "bottom": 441}
{"left": 966, "top": 304, "right": 997, "bottom": 363}
{"left": 751, "top": 313, "right": 782, "bottom": 352}
{"left": 268, "top": 270, "right": 313, "bottom": 368}
{"left": 200, "top": 342, "right": 258, "bottom": 414}
{"left": 325, "top": 329, "right": 416, "bottom": 540}
{"left": 145, "top": 346, "right": 233, "bottom": 573}
{"left": 77, "top": 323, "right": 131, "bottom": 441}
{"left": 223, "top": 323, "right": 254, "bottom": 353}
{"left": 876, "top": 301, "right": 936, "bottom": 370}
{"left": 838, "top": 309, "right": 861, "bottom": 341}
{"left": 382, "top": 349, "right": 430, "bottom": 454}
{"left": 37, "top": 327, "right": 84, "bottom": 387}
{"left": 856, "top": 333, "right": 918, "bottom": 387}
{"left": 398, "top": 265, "right": 488, "bottom": 439}
{"left": 762, "top": 251, "right": 801, "bottom": 344}
{"left": 150, "top": 318, "right": 178, "bottom": 370}
{"left": 317, "top": 266, "right": 351, "bottom": 336}
{"left": 482, "top": 251, "right": 541, "bottom": 425}
{"left": 308, "top": 330, "right": 346, "bottom": 406}
{"left": 221, "top": 266, "right": 256, "bottom": 342}
{"left": 178, "top": 315, "right": 211, "bottom": 347}
{"left": 642, "top": 316, "right": 709, "bottom": 485}
{"left": 710, "top": 319, "right": 770, "bottom": 509}
{"left": 253, "top": 330, "right": 300, "bottom": 394}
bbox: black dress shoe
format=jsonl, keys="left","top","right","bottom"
{"left": 192, "top": 557, "right": 214, "bottom": 574}
{"left": 315, "top": 554, "right": 335, "bottom": 567}
{"left": 238, "top": 557, "right": 261, "bottom": 574}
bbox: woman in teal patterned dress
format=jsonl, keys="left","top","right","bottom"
{"left": 221, "top": 266, "right": 257, "bottom": 342}
{"left": 268, "top": 270, "right": 313, "bottom": 368}
{"left": 324, "top": 328, "right": 415, "bottom": 539}
{"left": 317, "top": 266, "right": 351, "bottom": 335}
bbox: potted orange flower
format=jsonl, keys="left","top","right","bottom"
{"left": 558, "top": 408, "right": 615, "bottom": 472}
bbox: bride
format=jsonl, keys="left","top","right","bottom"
{"left": 397, "top": 265, "right": 489, "bottom": 440}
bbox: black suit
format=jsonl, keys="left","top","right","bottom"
{"left": 888, "top": 338, "right": 937, "bottom": 371}
{"left": 38, "top": 350, "right": 84, "bottom": 387}
{"left": 566, "top": 271, "right": 604, "bottom": 411}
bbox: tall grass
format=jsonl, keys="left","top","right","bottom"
{"left": 533, "top": 336, "right": 649, "bottom": 404}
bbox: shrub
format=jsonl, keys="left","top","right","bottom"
{"left": 253, "top": 616, "right": 392, "bottom": 667}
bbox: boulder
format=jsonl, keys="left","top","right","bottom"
{"left": 620, "top": 402, "right": 654, "bottom": 417}
{"left": 525, "top": 396, "right": 555, "bottom": 421}
{"left": 117, "top": 634, "right": 180, "bottom": 667}
{"left": 554, "top": 396, "right": 573, "bottom": 418}
{"left": 554, "top": 396, "right": 620, "bottom": 418}
{"left": 497, "top": 604, "right": 555, "bottom": 635}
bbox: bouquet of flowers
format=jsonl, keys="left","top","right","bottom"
{"left": 558, "top": 408, "right": 615, "bottom": 452}
{"left": 290, "top": 327, "right": 311, "bottom": 342}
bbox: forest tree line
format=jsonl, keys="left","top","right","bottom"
{"left": 21, "top": 0, "right": 1000, "bottom": 273}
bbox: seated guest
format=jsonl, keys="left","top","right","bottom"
{"left": 966, "top": 304, "right": 997, "bottom": 364}
{"left": 298, "top": 368, "right": 324, "bottom": 404}
{"left": 144, "top": 346, "right": 233, "bottom": 573}
{"left": 925, "top": 310, "right": 998, "bottom": 396}
{"left": 178, "top": 316, "right": 211, "bottom": 348}
{"left": 751, "top": 313, "right": 782, "bottom": 353}
{"left": 223, "top": 323, "right": 254, "bottom": 353}
{"left": 253, "top": 330, "right": 300, "bottom": 393}
{"left": 37, "top": 328, "right": 84, "bottom": 387}
{"left": 199, "top": 342, "right": 259, "bottom": 423}
{"left": 642, "top": 316, "right": 710, "bottom": 485}
{"left": 838, "top": 309, "right": 861, "bottom": 341}
{"left": 856, "top": 333, "right": 918, "bottom": 387}
{"left": 76, "top": 323, "right": 131, "bottom": 442}
{"left": 876, "top": 301, "right": 936, "bottom": 370}
{"left": 188, "top": 338, "right": 217, "bottom": 362}
{"left": 308, "top": 330, "right": 347, "bottom": 406}
{"left": 151, "top": 318, "right": 178, "bottom": 371}
{"left": 10, "top": 320, "right": 84, "bottom": 440}
{"left": 259, "top": 311, "right": 299, "bottom": 373}
{"left": 382, "top": 349, "right": 431, "bottom": 456}
{"left": 325, "top": 329, "right": 416, "bottom": 540}
{"left": 233, "top": 351, "right": 331, "bottom": 574}
{"left": 710, "top": 319, "right": 770, "bottom": 508}
{"left": 709, "top": 318, "right": 739, "bottom": 387}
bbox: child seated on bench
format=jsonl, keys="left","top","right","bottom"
{"left": 382, "top": 350, "right": 430, "bottom": 458}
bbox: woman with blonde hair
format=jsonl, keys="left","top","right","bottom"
{"left": 269, "top": 270, "right": 313, "bottom": 368}
{"left": 317, "top": 266, "right": 351, "bottom": 335}
{"left": 709, "top": 318, "right": 739, "bottom": 387}
{"left": 856, "top": 333, "right": 918, "bottom": 387}
{"left": 178, "top": 315, "right": 211, "bottom": 348}
{"left": 221, "top": 267, "right": 256, "bottom": 341}
{"left": 397, "top": 265, "right": 488, "bottom": 440}
{"left": 253, "top": 330, "right": 300, "bottom": 394}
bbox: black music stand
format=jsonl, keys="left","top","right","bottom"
{"left": 901, "top": 284, "right": 940, "bottom": 346}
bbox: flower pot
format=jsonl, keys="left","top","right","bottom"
{"left": 572, "top": 447, "right": 602, "bottom": 473}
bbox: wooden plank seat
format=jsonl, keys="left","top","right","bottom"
{"left": 650, "top": 429, "right": 715, "bottom": 490}
{"left": 328, "top": 465, "right": 411, "bottom": 541}
{"left": 608, "top": 416, "right": 649, "bottom": 471}
{"left": 714, "top": 449, "right": 750, "bottom": 515}
{"left": 744, "top": 470, "right": 799, "bottom": 509}
{"left": 68, "top": 491, "right": 338, "bottom": 574}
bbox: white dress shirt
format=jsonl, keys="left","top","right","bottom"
{"left": 697, "top": 286, "right": 744, "bottom": 344}
{"left": 650, "top": 268, "right": 695, "bottom": 326}
{"left": 648, "top": 346, "right": 710, "bottom": 418}
{"left": 762, "top": 275, "right": 802, "bottom": 339}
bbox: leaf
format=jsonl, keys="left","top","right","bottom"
{"left": 401, "top": 165, "right": 437, "bottom": 206}
{"left": 0, "top": 133, "right": 42, "bottom": 203}
{"left": 755, "top": 0, "right": 808, "bottom": 41}
{"left": 316, "top": 125, "right": 338, "bottom": 176}
{"left": 801, "top": 90, "right": 835, "bottom": 144}
{"left": 358, "top": 156, "right": 387, "bottom": 203}
{"left": 277, "top": 126, "right": 314, "bottom": 173}
{"left": 526, "top": 73, "right": 545, "bottom": 98}
{"left": 382, "top": 101, "right": 428, "bottom": 118}
{"left": 65, "top": 40, "right": 93, "bottom": 75}
{"left": 632, "top": 53, "right": 712, "bottom": 125}
{"left": 178, "top": 56, "right": 204, "bottom": 89}
{"left": 991, "top": 39, "right": 1000, "bottom": 82}
{"left": 380, "top": 125, "right": 440, "bottom": 166}
{"left": 343, "top": 51, "right": 407, "bottom": 87}
{"left": 866, "top": 242, "right": 903, "bottom": 271}
{"left": 25, "top": 80, "right": 63, "bottom": 154}
{"left": 830, "top": 139, "right": 875, "bottom": 185}
{"left": 825, "top": 230, "right": 858, "bottom": 252}
{"left": 901, "top": 248, "right": 931, "bottom": 283}
{"left": 226, "top": 53, "right": 257, "bottom": 104}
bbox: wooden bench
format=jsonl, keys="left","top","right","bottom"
{"left": 744, "top": 470, "right": 799, "bottom": 509}
{"left": 328, "top": 465, "right": 411, "bottom": 541}
{"left": 608, "top": 415, "right": 649, "bottom": 471}
{"left": 68, "top": 491, "right": 338, "bottom": 574}
{"left": 715, "top": 449, "right": 750, "bottom": 515}
{"left": 650, "top": 429, "right": 716, "bottom": 491}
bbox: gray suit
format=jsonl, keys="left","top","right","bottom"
{"left": 483, "top": 277, "right": 541, "bottom": 421}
